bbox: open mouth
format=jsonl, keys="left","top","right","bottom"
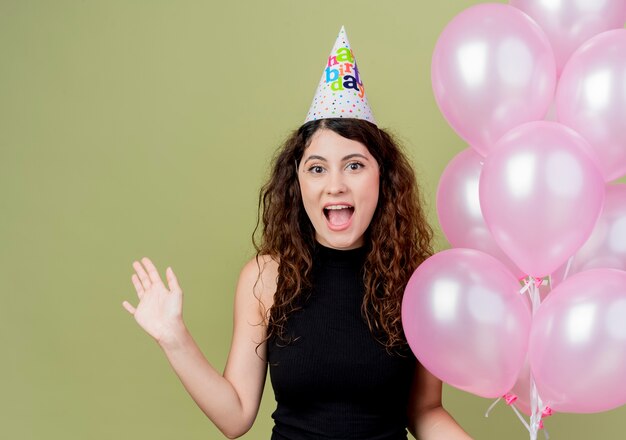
{"left": 323, "top": 205, "right": 355, "bottom": 227}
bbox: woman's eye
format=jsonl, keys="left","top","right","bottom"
{"left": 347, "top": 162, "right": 363, "bottom": 171}
{"left": 308, "top": 165, "right": 324, "bottom": 174}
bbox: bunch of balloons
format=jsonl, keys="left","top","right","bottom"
{"left": 401, "top": 2, "right": 626, "bottom": 438}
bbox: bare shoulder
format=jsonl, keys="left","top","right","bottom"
{"left": 237, "top": 254, "right": 279, "bottom": 312}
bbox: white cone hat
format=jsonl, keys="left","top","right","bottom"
{"left": 304, "top": 26, "right": 376, "bottom": 125}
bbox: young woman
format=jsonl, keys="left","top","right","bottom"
{"left": 123, "top": 28, "right": 470, "bottom": 440}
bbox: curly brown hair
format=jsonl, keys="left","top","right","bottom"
{"left": 253, "top": 118, "right": 433, "bottom": 353}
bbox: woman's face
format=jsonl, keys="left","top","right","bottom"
{"left": 298, "top": 128, "right": 380, "bottom": 250}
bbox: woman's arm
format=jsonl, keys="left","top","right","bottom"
{"left": 123, "top": 256, "right": 277, "bottom": 439}
{"left": 407, "top": 362, "right": 473, "bottom": 440}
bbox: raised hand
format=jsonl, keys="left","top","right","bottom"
{"left": 123, "top": 257, "right": 186, "bottom": 346}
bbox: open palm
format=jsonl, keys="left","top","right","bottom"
{"left": 123, "top": 257, "right": 184, "bottom": 344}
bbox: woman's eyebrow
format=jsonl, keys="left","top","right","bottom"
{"left": 342, "top": 153, "right": 369, "bottom": 161}
{"left": 303, "top": 155, "right": 327, "bottom": 164}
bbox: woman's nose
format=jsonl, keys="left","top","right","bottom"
{"left": 325, "top": 171, "right": 347, "bottom": 194}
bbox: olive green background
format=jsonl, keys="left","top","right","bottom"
{"left": 2, "top": 1, "right": 626, "bottom": 439}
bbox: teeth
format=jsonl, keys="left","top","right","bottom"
{"left": 325, "top": 205, "right": 352, "bottom": 210}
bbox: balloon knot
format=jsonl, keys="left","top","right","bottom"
{"left": 503, "top": 393, "right": 518, "bottom": 405}
{"left": 534, "top": 277, "right": 544, "bottom": 288}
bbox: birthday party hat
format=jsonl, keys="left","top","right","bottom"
{"left": 304, "top": 26, "right": 376, "bottom": 125}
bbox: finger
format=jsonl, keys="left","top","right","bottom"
{"left": 133, "top": 260, "right": 152, "bottom": 291}
{"left": 165, "top": 266, "right": 183, "bottom": 294}
{"left": 131, "top": 274, "right": 144, "bottom": 299}
{"left": 141, "top": 257, "right": 166, "bottom": 288}
{"left": 122, "top": 300, "right": 136, "bottom": 315}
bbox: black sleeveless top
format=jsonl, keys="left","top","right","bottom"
{"left": 267, "top": 244, "right": 417, "bottom": 440}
